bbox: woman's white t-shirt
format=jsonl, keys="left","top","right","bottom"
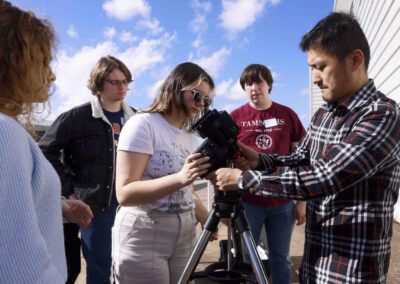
{"left": 118, "top": 112, "right": 199, "bottom": 212}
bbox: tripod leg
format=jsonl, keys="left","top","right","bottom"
{"left": 235, "top": 209, "right": 269, "bottom": 284}
{"left": 241, "top": 231, "right": 268, "bottom": 284}
{"left": 178, "top": 208, "right": 219, "bottom": 284}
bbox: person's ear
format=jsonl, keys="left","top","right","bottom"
{"left": 350, "top": 49, "right": 365, "bottom": 72}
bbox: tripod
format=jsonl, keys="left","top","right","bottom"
{"left": 178, "top": 190, "right": 269, "bottom": 284}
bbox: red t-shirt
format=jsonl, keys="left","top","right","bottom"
{"left": 230, "top": 102, "right": 306, "bottom": 206}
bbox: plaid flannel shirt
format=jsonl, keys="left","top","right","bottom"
{"left": 239, "top": 80, "right": 400, "bottom": 283}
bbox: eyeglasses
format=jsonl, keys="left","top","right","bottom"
{"left": 190, "top": 89, "right": 212, "bottom": 108}
{"left": 105, "top": 79, "right": 132, "bottom": 87}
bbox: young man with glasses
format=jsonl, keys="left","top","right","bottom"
{"left": 229, "top": 64, "right": 306, "bottom": 284}
{"left": 39, "top": 56, "right": 136, "bottom": 284}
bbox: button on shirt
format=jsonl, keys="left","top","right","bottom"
{"left": 239, "top": 80, "right": 400, "bottom": 283}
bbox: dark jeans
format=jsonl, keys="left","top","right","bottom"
{"left": 64, "top": 223, "right": 81, "bottom": 284}
{"left": 80, "top": 201, "right": 118, "bottom": 284}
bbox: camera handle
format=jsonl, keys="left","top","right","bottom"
{"left": 178, "top": 192, "right": 269, "bottom": 284}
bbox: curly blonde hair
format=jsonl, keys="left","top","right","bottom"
{"left": 0, "top": 1, "right": 56, "bottom": 132}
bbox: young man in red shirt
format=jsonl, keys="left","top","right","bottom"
{"left": 230, "top": 64, "right": 306, "bottom": 284}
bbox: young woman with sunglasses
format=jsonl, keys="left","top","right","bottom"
{"left": 113, "top": 62, "right": 216, "bottom": 284}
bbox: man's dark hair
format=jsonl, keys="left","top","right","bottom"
{"left": 239, "top": 64, "right": 273, "bottom": 93}
{"left": 300, "top": 12, "right": 370, "bottom": 70}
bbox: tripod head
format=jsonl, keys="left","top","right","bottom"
{"left": 210, "top": 190, "right": 244, "bottom": 222}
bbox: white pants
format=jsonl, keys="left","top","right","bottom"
{"left": 112, "top": 206, "right": 196, "bottom": 284}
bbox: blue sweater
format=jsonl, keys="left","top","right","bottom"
{"left": 0, "top": 113, "right": 66, "bottom": 283}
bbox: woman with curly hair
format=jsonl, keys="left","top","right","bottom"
{"left": 0, "top": 1, "right": 67, "bottom": 283}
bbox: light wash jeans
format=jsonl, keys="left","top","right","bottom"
{"left": 244, "top": 201, "right": 295, "bottom": 284}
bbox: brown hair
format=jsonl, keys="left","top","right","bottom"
{"left": 88, "top": 55, "right": 132, "bottom": 96}
{"left": 0, "top": 0, "right": 56, "bottom": 132}
{"left": 239, "top": 64, "right": 273, "bottom": 93}
{"left": 142, "top": 62, "right": 215, "bottom": 128}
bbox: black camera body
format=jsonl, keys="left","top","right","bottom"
{"left": 192, "top": 109, "right": 240, "bottom": 176}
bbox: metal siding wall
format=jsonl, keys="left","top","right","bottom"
{"left": 310, "top": 84, "right": 323, "bottom": 116}
{"left": 331, "top": 0, "right": 400, "bottom": 222}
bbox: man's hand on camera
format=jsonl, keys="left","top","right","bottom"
{"left": 206, "top": 168, "right": 243, "bottom": 191}
{"left": 233, "top": 156, "right": 250, "bottom": 171}
{"left": 237, "top": 141, "right": 260, "bottom": 170}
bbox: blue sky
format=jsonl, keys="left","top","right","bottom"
{"left": 13, "top": 0, "right": 333, "bottom": 127}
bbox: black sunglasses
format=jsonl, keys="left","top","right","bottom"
{"left": 191, "top": 89, "right": 212, "bottom": 108}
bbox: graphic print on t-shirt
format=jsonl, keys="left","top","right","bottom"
{"left": 255, "top": 134, "right": 273, "bottom": 150}
{"left": 147, "top": 142, "right": 193, "bottom": 211}
{"left": 103, "top": 108, "right": 124, "bottom": 148}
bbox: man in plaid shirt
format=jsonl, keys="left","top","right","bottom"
{"left": 207, "top": 12, "right": 400, "bottom": 283}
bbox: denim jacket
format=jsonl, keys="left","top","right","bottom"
{"left": 39, "top": 96, "right": 135, "bottom": 213}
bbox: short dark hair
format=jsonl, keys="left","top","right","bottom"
{"left": 239, "top": 64, "right": 273, "bottom": 93}
{"left": 300, "top": 12, "right": 370, "bottom": 70}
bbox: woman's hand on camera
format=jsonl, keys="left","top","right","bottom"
{"left": 178, "top": 153, "right": 211, "bottom": 186}
{"left": 206, "top": 168, "right": 243, "bottom": 191}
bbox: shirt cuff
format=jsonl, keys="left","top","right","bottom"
{"left": 237, "top": 173, "right": 257, "bottom": 194}
{"left": 237, "top": 175, "right": 244, "bottom": 189}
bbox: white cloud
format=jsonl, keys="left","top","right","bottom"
{"left": 51, "top": 33, "right": 175, "bottom": 117}
{"left": 137, "top": 18, "right": 163, "bottom": 35}
{"left": 300, "top": 88, "right": 309, "bottom": 96}
{"left": 118, "top": 32, "right": 175, "bottom": 76}
{"left": 103, "top": 0, "right": 150, "bottom": 21}
{"left": 192, "top": 0, "right": 212, "bottom": 12}
{"left": 192, "top": 47, "right": 231, "bottom": 78}
{"left": 215, "top": 79, "right": 246, "bottom": 101}
{"left": 216, "top": 78, "right": 233, "bottom": 96}
{"left": 219, "top": 103, "right": 243, "bottom": 113}
{"left": 271, "top": 71, "right": 280, "bottom": 80}
{"left": 190, "top": 13, "right": 207, "bottom": 33}
{"left": 190, "top": 0, "right": 212, "bottom": 53}
{"left": 270, "top": 0, "right": 281, "bottom": 5}
{"left": 192, "top": 36, "right": 202, "bottom": 49}
{"left": 119, "top": 31, "right": 138, "bottom": 42}
{"left": 67, "top": 24, "right": 78, "bottom": 38}
{"left": 147, "top": 79, "right": 164, "bottom": 99}
{"left": 146, "top": 65, "right": 173, "bottom": 99}
{"left": 219, "top": 0, "right": 271, "bottom": 39}
{"left": 230, "top": 81, "right": 246, "bottom": 100}
{"left": 104, "top": 27, "right": 116, "bottom": 39}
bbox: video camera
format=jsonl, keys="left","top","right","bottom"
{"left": 192, "top": 109, "right": 241, "bottom": 176}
